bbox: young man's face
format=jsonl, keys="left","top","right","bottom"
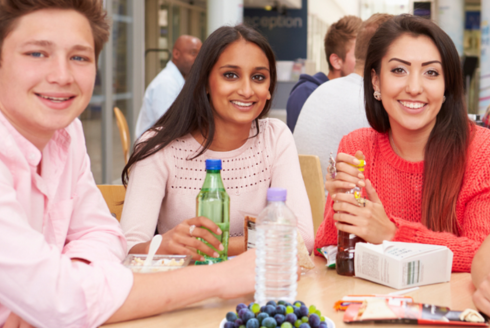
{"left": 0, "top": 9, "right": 96, "bottom": 148}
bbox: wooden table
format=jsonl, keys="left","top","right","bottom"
{"left": 102, "top": 256, "right": 478, "bottom": 328}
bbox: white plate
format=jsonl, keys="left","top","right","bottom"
{"left": 219, "top": 316, "right": 336, "bottom": 328}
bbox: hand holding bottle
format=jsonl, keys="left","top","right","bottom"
{"left": 325, "top": 151, "right": 366, "bottom": 195}
{"left": 332, "top": 179, "right": 396, "bottom": 244}
{"left": 158, "top": 216, "right": 224, "bottom": 261}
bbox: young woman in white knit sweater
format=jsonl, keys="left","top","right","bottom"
{"left": 120, "top": 25, "right": 314, "bottom": 260}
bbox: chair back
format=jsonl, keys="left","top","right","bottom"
{"left": 298, "top": 155, "right": 326, "bottom": 235}
{"left": 97, "top": 185, "right": 126, "bottom": 221}
{"left": 114, "top": 107, "right": 130, "bottom": 163}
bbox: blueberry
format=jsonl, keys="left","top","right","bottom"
{"left": 318, "top": 323, "right": 327, "bottom": 328}
{"left": 276, "top": 305, "right": 286, "bottom": 315}
{"left": 227, "top": 312, "right": 238, "bottom": 322}
{"left": 299, "top": 305, "right": 308, "bottom": 317}
{"left": 234, "top": 319, "right": 244, "bottom": 328}
{"left": 262, "top": 317, "right": 277, "bottom": 328}
{"left": 238, "top": 308, "right": 248, "bottom": 320}
{"left": 242, "top": 310, "right": 255, "bottom": 323}
{"left": 246, "top": 318, "right": 259, "bottom": 328}
{"left": 299, "top": 324, "right": 311, "bottom": 328}
{"left": 264, "top": 305, "right": 276, "bottom": 316}
{"left": 308, "top": 314, "right": 320, "bottom": 328}
{"left": 236, "top": 303, "right": 248, "bottom": 313}
{"left": 257, "top": 312, "right": 269, "bottom": 325}
{"left": 285, "top": 313, "right": 297, "bottom": 324}
{"left": 293, "top": 306, "right": 301, "bottom": 318}
{"left": 274, "top": 314, "right": 285, "bottom": 325}
{"left": 267, "top": 300, "right": 277, "bottom": 308}
{"left": 224, "top": 322, "right": 235, "bottom": 328}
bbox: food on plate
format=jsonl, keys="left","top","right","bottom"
{"left": 223, "top": 300, "right": 333, "bottom": 328}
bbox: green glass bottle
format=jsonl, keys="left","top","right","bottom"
{"left": 196, "top": 159, "right": 230, "bottom": 264}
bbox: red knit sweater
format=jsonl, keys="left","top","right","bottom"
{"left": 314, "top": 126, "right": 490, "bottom": 272}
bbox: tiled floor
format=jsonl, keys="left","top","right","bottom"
{"left": 82, "top": 109, "right": 287, "bottom": 185}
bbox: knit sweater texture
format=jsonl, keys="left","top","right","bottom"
{"left": 121, "top": 118, "right": 314, "bottom": 252}
{"left": 314, "top": 126, "right": 490, "bottom": 272}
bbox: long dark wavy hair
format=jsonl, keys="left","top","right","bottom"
{"left": 364, "top": 15, "right": 473, "bottom": 235}
{"left": 122, "top": 25, "right": 277, "bottom": 186}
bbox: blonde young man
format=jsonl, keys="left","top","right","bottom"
{"left": 286, "top": 15, "right": 362, "bottom": 132}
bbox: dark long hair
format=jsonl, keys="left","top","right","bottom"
{"left": 122, "top": 25, "right": 277, "bottom": 186}
{"left": 364, "top": 15, "right": 472, "bottom": 235}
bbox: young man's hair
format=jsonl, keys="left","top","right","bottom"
{"left": 324, "top": 15, "right": 362, "bottom": 71}
{"left": 354, "top": 13, "right": 393, "bottom": 64}
{"left": 0, "top": 0, "right": 109, "bottom": 60}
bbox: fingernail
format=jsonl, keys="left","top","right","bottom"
{"left": 332, "top": 194, "right": 336, "bottom": 199}
{"left": 217, "top": 228, "right": 222, "bottom": 235}
{"left": 213, "top": 252, "right": 219, "bottom": 258}
{"left": 349, "top": 183, "right": 356, "bottom": 188}
{"left": 219, "top": 244, "right": 224, "bottom": 251}
{"left": 200, "top": 256, "right": 205, "bottom": 261}
{"left": 353, "top": 158, "right": 360, "bottom": 165}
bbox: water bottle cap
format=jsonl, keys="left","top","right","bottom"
{"left": 205, "top": 159, "right": 222, "bottom": 170}
{"left": 267, "top": 188, "right": 287, "bottom": 201}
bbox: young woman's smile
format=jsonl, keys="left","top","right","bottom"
{"left": 372, "top": 34, "right": 445, "bottom": 135}
{"left": 207, "top": 38, "right": 271, "bottom": 129}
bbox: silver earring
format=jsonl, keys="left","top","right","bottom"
{"left": 443, "top": 96, "right": 446, "bottom": 103}
{"left": 373, "top": 90, "right": 381, "bottom": 101}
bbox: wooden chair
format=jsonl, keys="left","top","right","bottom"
{"left": 298, "top": 155, "right": 326, "bottom": 235}
{"left": 114, "top": 107, "right": 130, "bottom": 164}
{"left": 97, "top": 185, "right": 126, "bottom": 221}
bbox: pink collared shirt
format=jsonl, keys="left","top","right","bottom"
{"left": 0, "top": 112, "right": 133, "bottom": 328}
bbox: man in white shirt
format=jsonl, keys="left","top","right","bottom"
{"left": 293, "top": 14, "right": 393, "bottom": 178}
{"left": 136, "top": 35, "right": 202, "bottom": 138}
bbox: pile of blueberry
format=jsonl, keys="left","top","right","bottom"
{"left": 223, "top": 300, "right": 332, "bottom": 328}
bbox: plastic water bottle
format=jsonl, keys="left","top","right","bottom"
{"left": 196, "top": 159, "right": 230, "bottom": 264}
{"left": 254, "top": 188, "right": 297, "bottom": 305}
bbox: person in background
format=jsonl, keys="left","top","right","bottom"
{"left": 0, "top": 1, "right": 255, "bottom": 327}
{"left": 472, "top": 235, "right": 490, "bottom": 316}
{"left": 315, "top": 15, "right": 490, "bottom": 273}
{"left": 294, "top": 14, "right": 393, "bottom": 179}
{"left": 135, "top": 35, "right": 202, "bottom": 139}
{"left": 120, "top": 25, "right": 314, "bottom": 261}
{"left": 286, "top": 15, "right": 362, "bottom": 132}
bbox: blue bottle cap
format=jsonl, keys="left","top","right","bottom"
{"left": 267, "top": 188, "right": 287, "bottom": 201}
{"left": 205, "top": 159, "right": 222, "bottom": 170}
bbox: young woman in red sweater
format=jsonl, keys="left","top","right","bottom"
{"left": 314, "top": 15, "right": 490, "bottom": 272}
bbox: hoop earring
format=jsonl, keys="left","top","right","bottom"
{"left": 373, "top": 90, "right": 381, "bottom": 101}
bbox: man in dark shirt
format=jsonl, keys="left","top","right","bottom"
{"left": 286, "top": 15, "right": 362, "bottom": 132}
